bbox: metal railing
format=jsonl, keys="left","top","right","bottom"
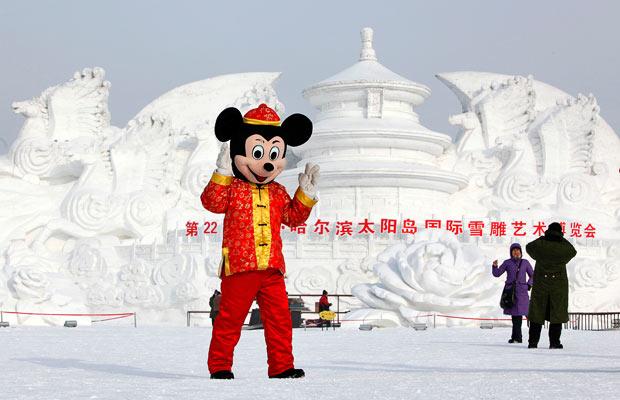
{"left": 288, "top": 294, "right": 355, "bottom": 323}
{"left": 565, "top": 312, "right": 620, "bottom": 331}
{"left": 186, "top": 293, "right": 356, "bottom": 327}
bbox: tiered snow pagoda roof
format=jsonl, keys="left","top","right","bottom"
{"left": 289, "top": 28, "right": 467, "bottom": 194}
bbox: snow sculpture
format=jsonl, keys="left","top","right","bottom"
{"left": 0, "top": 68, "right": 283, "bottom": 325}
{"left": 1, "top": 28, "right": 618, "bottom": 326}
{"left": 567, "top": 243, "right": 620, "bottom": 311}
{"left": 438, "top": 71, "right": 619, "bottom": 229}
{"left": 278, "top": 27, "right": 468, "bottom": 218}
{"left": 4, "top": 240, "right": 89, "bottom": 325}
{"left": 349, "top": 71, "right": 619, "bottom": 326}
{"left": 349, "top": 230, "right": 498, "bottom": 326}
{"left": 441, "top": 72, "right": 620, "bottom": 313}
{"left": 275, "top": 28, "right": 473, "bottom": 316}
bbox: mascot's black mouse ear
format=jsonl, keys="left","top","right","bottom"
{"left": 214, "top": 107, "right": 243, "bottom": 142}
{"left": 280, "top": 113, "right": 313, "bottom": 147}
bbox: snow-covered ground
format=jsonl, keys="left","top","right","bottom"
{"left": 0, "top": 324, "right": 619, "bottom": 400}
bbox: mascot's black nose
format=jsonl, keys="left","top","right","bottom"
{"left": 264, "top": 163, "right": 274, "bottom": 172}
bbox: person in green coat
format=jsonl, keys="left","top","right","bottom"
{"left": 525, "top": 222, "right": 577, "bottom": 349}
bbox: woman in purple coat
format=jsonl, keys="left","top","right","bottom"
{"left": 492, "top": 243, "right": 534, "bottom": 343}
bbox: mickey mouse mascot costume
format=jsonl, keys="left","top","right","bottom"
{"left": 202, "top": 104, "right": 319, "bottom": 379}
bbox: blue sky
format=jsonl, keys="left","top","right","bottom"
{"left": 1, "top": 0, "right": 618, "bottom": 150}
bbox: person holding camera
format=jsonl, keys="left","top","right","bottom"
{"left": 525, "top": 222, "right": 577, "bottom": 349}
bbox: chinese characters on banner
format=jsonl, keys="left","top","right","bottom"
{"left": 185, "top": 219, "right": 597, "bottom": 238}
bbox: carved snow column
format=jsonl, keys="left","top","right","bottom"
{"left": 279, "top": 28, "right": 468, "bottom": 219}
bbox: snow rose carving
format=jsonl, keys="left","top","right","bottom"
{"left": 9, "top": 268, "right": 51, "bottom": 302}
{"left": 570, "top": 259, "right": 607, "bottom": 289}
{"left": 336, "top": 257, "right": 377, "bottom": 294}
{"left": 293, "top": 266, "right": 335, "bottom": 294}
{"left": 86, "top": 283, "right": 123, "bottom": 307}
{"left": 123, "top": 284, "right": 163, "bottom": 307}
{"left": 605, "top": 262, "right": 619, "bottom": 281}
{"left": 65, "top": 189, "right": 111, "bottom": 231}
{"left": 153, "top": 254, "right": 197, "bottom": 286}
{"left": 570, "top": 290, "right": 596, "bottom": 310}
{"left": 567, "top": 258, "right": 620, "bottom": 312}
{"left": 67, "top": 243, "right": 108, "bottom": 280}
{"left": 119, "top": 259, "right": 152, "bottom": 284}
{"left": 182, "top": 164, "right": 213, "bottom": 197}
{"left": 125, "top": 192, "right": 164, "bottom": 232}
{"left": 119, "top": 259, "right": 163, "bottom": 307}
{"left": 174, "top": 282, "right": 199, "bottom": 303}
{"left": 607, "top": 243, "right": 620, "bottom": 259}
{"left": 350, "top": 230, "right": 497, "bottom": 326}
{"left": 557, "top": 174, "right": 593, "bottom": 206}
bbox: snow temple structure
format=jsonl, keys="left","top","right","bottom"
{"left": 279, "top": 28, "right": 468, "bottom": 218}
{"left": 0, "top": 28, "right": 618, "bottom": 326}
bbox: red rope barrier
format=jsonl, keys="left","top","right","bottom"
{"left": 339, "top": 315, "right": 514, "bottom": 323}
{"left": 91, "top": 314, "right": 134, "bottom": 323}
{"left": 436, "top": 314, "right": 518, "bottom": 321}
{"left": 339, "top": 319, "right": 387, "bottom": 323}
{"left": 0, "top": 311, "right": 134, "bottom": 317}
{"left": 435, "top": 314, "right": 578, "bottom": 323}
{"left": 340, "top": 314, "right": 520, "bottom": 323}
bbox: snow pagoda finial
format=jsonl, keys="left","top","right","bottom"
{"left": 359, "top": 27, "right": 377, "bottom": 61}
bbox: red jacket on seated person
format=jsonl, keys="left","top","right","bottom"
{"left": 319, "top": 292, "right": 331, "bottom": 312}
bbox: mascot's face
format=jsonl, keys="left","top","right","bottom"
{"left": 214, "top": 104, "right": 313, "bottom": 185}
{"left": 235, "top": 134, "right": 287, "bottom": 184}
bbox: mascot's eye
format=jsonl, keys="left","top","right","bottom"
{"left": 252, "top": 145, "right": 264, "bottom": 160}
{"left": 269, "top": 146, "right": 280, "bottom": 160}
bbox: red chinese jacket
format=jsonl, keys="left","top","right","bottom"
{"left": 201, "top": 172, "right": 317, "bottom": 276}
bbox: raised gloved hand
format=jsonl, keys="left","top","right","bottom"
{"left": 216, "top": 143, "right": 233, "bottom": 176}
{"left": 298, "top": 163, "right": 320, "bottom": 199}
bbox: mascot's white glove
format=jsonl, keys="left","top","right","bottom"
{"left": 298, "top": 163, "right": 320, "bottom": 199}
{"left": 216, "top": 143, "right": 233, "bottom": 176}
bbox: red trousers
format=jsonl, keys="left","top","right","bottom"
{"left": 208, "top": 269, "right": 294, "bottom": 376}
